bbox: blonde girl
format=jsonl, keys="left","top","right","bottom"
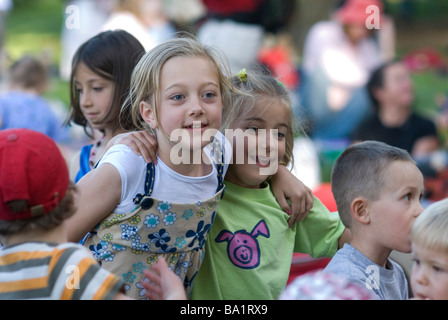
{"left": 67, "top": 36, "right": 233, "bottom": 299}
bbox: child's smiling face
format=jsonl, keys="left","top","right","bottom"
{"left": 225, "top": 95, "right": 289, "bottom": 188}
{"left": 141, "top": 55, "right": 223, "bottom": 153}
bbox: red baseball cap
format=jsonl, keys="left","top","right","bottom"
{"left": 0, "top": 129, "right": 69, "bottom": 221}
{"left": 336, "top": 0, "right": 384, "bottom": 26}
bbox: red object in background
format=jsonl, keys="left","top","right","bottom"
{"left": 201, "top": 0, "right": 263, "bottom": 15}
{"left": 313, "top": 183, "right": 338, "bottom": 212}
{"left": 287, "top": 253, "right": 331, "bottom": 284}
{"left": 403, "top": 47, "right": 448, "bottom": 73}
{"left": 258, "top": 46, "right": 300, "bottom": 89}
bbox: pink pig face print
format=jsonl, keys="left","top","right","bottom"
{"left": 215, "top": 220, "right": 270, "bottom": 269}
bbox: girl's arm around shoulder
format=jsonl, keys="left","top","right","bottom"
{"left": 270, "top": 165, "right": 314, "bottom": 227}
{"left": 66, "top": 163, "right": 122, "bottom": 243}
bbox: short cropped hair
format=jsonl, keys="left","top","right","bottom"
{"left": 411, "top": 198, "right": 448, "bottom": 252}
{"left": 331, "top": 141, "right": 415, "bottom": 227}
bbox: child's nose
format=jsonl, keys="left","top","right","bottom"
{"left": 80, "top": 92, "right": 92, "bottom": 108}
{"left": 414, "top": 266, "right": 429, "bottom": 286}
{"left": 188, "top": 98, "right": 204, "bottom": 117}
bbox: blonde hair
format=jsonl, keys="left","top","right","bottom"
{"left": 226, "top": 70, "right": 299, "bottom": 168}
{"left": 411, "top": 198, "right": 448, "bottom": 252}
{"left": 120, "top": 35, "right": 233, "bottom": 135}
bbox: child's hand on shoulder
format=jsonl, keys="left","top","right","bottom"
{"left": 270, "top": 165, "right": 314, "bottom": 227}
{"left": 106, "top": 131, "right": 158, "bottom": 164}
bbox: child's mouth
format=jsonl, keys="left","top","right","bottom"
{"left": 256, "top": 156, "right": 270, "bottom": 168}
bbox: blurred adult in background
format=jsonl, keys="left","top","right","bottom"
{"left": 198, "top": 0, "right": 295, "bottom": 73}
{"left": 351, "top": 60, "right": 440, "bottom": 159}
{"left": 101, "top": 0, "right": 157, "bottom": 51}
{"left": 140, "top": 0, "right": 176, "bottom": 45}
{"left": 60, "top": 0, "right": 113, "bottom": 80}
{"left": 0, "top": 56, "right": 71, "bottom": 144}
{"left": 300, "top": 0, "right": 394, "bottom": 142}
{"left": 102, "top": 0, "right": 175, "bottom": 51}
{"left": 352, "top": 59, "right": 448, "bottom": 203}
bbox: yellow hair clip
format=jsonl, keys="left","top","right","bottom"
{"left": 237, "top": 68, "right": 248, "bottom": 82}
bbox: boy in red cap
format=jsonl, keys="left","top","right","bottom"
{"left": 0, "top": 129, "right": 185, "bottom": 300}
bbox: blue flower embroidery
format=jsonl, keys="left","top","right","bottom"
{"left": 144, "top": 214, "right": 159, "bottom": 228}
{"left": 133, "top": 262, "right": 146, "bottom": 274}
{"left": 135, "top": 281, "right": 147, "bottom": 299}
{"left": 148, "top": 229, "right": 177, "bottom": 254}
{"left": 156, "top": 201, "right": 172, "bottom": 213}
{"left": 121, "top": 224, "right": 138, "bottom": 241}
{"left": 186, "top": 220, "right": 211, "bottom": 248}
{"left": 175, "top": 236, "right": 186, "bottom": 249}
{"left": 163, "top": 212, "right": 177, "bottom": 226}
{"left": 123, "top": 271, "right": 136, "bottom": 283}
{"left": 182, "top": 209, "right": 194, "bottom": 220}
{"left": 148, "top": 229, "right": 170, "bottom": 247}
{"left": 88, "top": 242, "right": 103, "bottom": 260}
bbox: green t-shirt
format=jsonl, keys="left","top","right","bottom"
{"left": 191, "top": 181, "right": 345, "bottom": 300}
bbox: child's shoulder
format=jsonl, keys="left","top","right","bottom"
{"left": 324, "top": 245, "right": 372, "bottom": 287}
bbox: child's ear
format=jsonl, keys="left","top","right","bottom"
{"left": 140, "top": 101, "right": 158, "bottom": 129}
{"left": 350, "top": 197, "right": 370, "bottom": 224}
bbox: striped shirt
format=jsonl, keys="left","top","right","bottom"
{"left": 0, "top": 242, "right": 124, "bottom": 300}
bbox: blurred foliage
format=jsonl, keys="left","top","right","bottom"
{"left": 3, "top": 0, "right": 68, "bottom": 106}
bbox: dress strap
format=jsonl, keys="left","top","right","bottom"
{"left": 133, "top": 162, "right": 156, "bottom": 205}
{"left": 133, "top": 134, "right": 225, "bottom": 205}
{"left": 74, "top": 144, "right": 93, "bottom": 183}
{"left": 212, "top": 134, "right": 225, "bottom": 194}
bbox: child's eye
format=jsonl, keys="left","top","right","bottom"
{"left": 171, "top": 94, "right": 184, "bottom": 101}
{"left": 247, "top": 127, "right": 259, "bottom": 133}
{"left": 93, "top": 87, "right": 103, "bottom": 92}
{"left": 276, "top": 131, "right": 286, "bottom": 139}
{"left": 412, "top": 258, "right": 420, "bottom": 266}
{"left": 431, "top": 264, "right": 448, "bottom": 274}
{"left": 203, "top": 91, "right": 216, "bottom": 99}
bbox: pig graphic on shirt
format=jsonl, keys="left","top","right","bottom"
{"left": 215, "top": 220, "right": 270, "bottom": 269}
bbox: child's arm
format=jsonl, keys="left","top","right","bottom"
{"left": 105, "top": 131, "right": 158, "bottom": 163}
{"left": 271, "top": 165, "right": 314, "bottom": 227}
{"left": 270, "top": 165, "right": 314, "bottom": 227}
{"left": 66, "top": 164, "right": 122, "bottom": 242}
{"left": 142, "top": 258, "right": 187, "bottom": 300}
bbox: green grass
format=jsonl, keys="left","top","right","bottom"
{"left": 4, "top": 0, "right": 63, "bottom": 62}
{"left": 3, "top": 0, "right": 68, "bottom": 106}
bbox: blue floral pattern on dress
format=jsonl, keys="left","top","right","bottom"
{"left": 144, "top": 214, "right": 159, "bottom": 228}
